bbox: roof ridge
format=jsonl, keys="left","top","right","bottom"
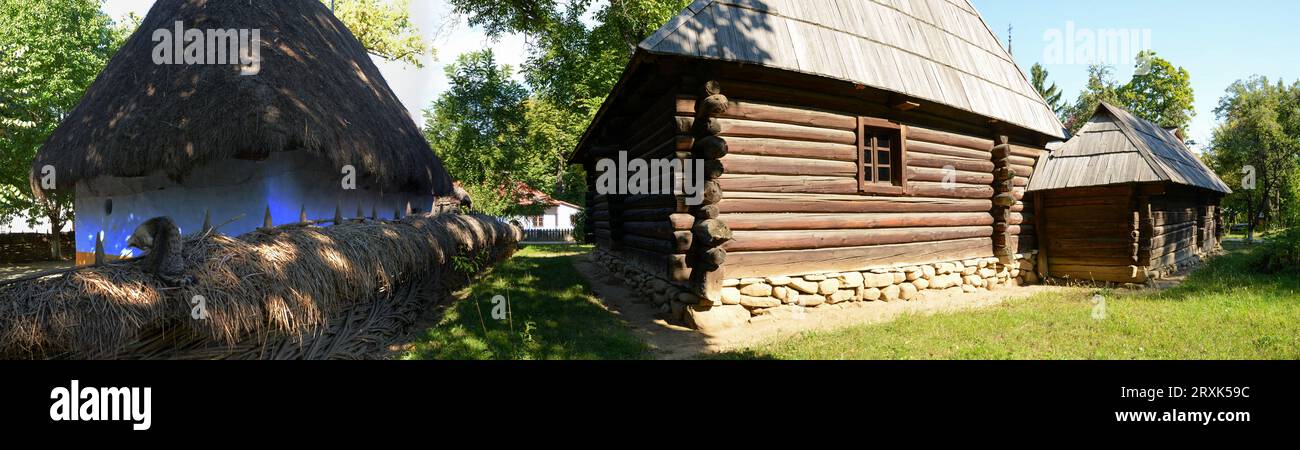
{"left": 699, "top": 0, "right": 1052, "bottom": 112}
{"left": 1098, "top": 102, "right": 1173, "bottom": 181}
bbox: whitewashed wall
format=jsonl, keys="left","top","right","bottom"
{"left": 73, "top": 151, "right": 435, "bottom": 258}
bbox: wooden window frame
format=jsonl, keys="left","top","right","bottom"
{"left": 856, "top": 117, "right": 909, "bottom": 195}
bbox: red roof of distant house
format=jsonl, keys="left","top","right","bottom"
{"left": 513, "top": 182, "right": 581, "bottom": 209}
{"left": 450, "top": 181, "right": 581, "bottom": 209}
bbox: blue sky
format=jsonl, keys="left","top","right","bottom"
{"left": 975, "top": 0, "right": 1300, "bottom": 147}
{"left": 98, "top": 0, "right": 1299, "bottom": 148}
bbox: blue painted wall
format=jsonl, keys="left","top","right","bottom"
{"left": 73, "top": 151, "right": 435, "bottom": 258}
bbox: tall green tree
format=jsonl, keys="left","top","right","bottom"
{"left": 422, "top": 50, "right": 531, "bottom": 216}
{"left": 327, "top": 0, "right": 430, "bottom": 67}
{"left": 0, "top": 0, "right": 132, "bottom": 257}
{"left": 1204, "top": 77, "right": 1300, "bottom": 238}
{"left": 1062, "top": 65, "right": 1122, "bottom": 134}
{"left": 1117, "top": 50, "right": 1196, "bottom": 134}
{"left": 1030, "top": 63, "right": 1065, "bottom": 120}
{"left": 440, "top": 0, "right": 690, "bottom": 208}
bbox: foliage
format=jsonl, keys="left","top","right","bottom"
{"left": 326, "top": 0, "right": 430, "bottom": 67}
{"left": 1203, "top": 76, "right": 1300, "bottom": 234}
{"left": 1061, "top": 52, "right": 1196, "bottom": 136}
{"left": 1251, "top": 228, "right": 1300, "bottom": 273}
{"left": 1061, "top": 65, "right": 1121, "bottom": 134}
{"left": 570, "top": 208, "right": 587, "bottom": 243}
{"left": 1117, "top": 50, "right": 1196, "bottom": 135}
{"left": 424, "top": 50, "right": 528, "bottom": 186}
{"left": 0, "top": 0, "right": 133, "bottom": 245}
{"left": 1030, "top": 63, "right": 1065, "bottom": 120}
{"left": 402, "top": 245, "right": 650, "bottom": 360}
{"left": 430, "top": 0, "right": 688, "bottom": 210}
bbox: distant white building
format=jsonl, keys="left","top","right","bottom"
{"left": 506, "top": 182, "right": 581, "bottom": 231}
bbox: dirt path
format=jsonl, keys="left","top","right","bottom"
{"left": 0, "top": 260, "right": 71, "bottom": 283}
{"left": 573, "top": 255, "right": 1073, "bottom": 359}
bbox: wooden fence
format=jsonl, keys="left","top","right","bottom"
{"left": 521, "top": 228, "right": 576, "bottom": 244}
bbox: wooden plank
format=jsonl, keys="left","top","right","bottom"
{"left": 675, "top": 97, "right": 858, "bottom": 130}
{"left": 725, "top": 136, "right": 857, "bottom": 162}
{"left": 718, "top": 192, "right": 992, "bottom": 214}
{"left": 721, "top": 212, "right": 993, "bottom": 231}
{"left": 675, "top": 116, "right": 857, "bottom": 144}
{"left": 717, "top": 174, "right": 858, "bottom": 194}
{"left": 907, "top": 125, "right": 994, "bottom": 151}
{"left": 908, "top": 155, "right": 995, "bottom": 172}
{"left": 724, "top": 237, "right": 995, "bottom": 279}
{"left": 724, "top": 226, "right": 992, "bottom": 252}
{"left": 720, "top": 153, "right": 857, "bottom": 177}
{"left": 907, "top": 139, "right": 991, "bottom": 161}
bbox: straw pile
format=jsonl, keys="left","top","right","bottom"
{"left": 0, "top": 213, "right": 519, "bottom": 359}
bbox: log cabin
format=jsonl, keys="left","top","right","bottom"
{"left": 1026, "top": 103, "right": 1231, "bottom": 283}
{"left": 571, "top": 0, "right": 1068, "bottom": 329}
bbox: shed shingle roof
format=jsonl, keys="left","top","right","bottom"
{"left": 1027, "top": 103, "right": 1231, "bottom": 194}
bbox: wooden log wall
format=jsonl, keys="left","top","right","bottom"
{"left": 1041, "top": 185, "right": 1146, "bottom": 283}
{"left": 684, "top": 79, "right": 733, "bottom": 301}
{"left": 1142, "top": 184, "right": 1211, "bottom": 271}
{"left": 583, "top": 73, "right": 695, "bottom": 286}
{"left": 694, "top": 80, "right": 1048, "bottom": 280}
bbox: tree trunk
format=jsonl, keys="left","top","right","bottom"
{"left": 47, "top": 208, "right": 63, "bottom": 260}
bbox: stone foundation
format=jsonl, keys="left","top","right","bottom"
{"left": 590, "top": 249, "right": 1040, "bottom": 332}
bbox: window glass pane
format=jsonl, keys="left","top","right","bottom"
{"left": 877, "top": 166, "right": 891, "bottom": 183}
{"left": 876, "top": 149, "right": 890, "bottom": 165}
{"left": 877, "top": 137, "right": 891, "bottom": 151}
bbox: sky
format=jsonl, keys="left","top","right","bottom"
{"left": 976, "top": 0, "right": 1300, "bottom": 147}
{"left": 98, "top": 0, "right": 1300, "bottom": 148}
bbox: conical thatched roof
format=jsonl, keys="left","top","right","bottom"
{"left": 1027, "top": 102, "right": 1231, "bottom": 194}
{"left": 32, "top": 0, "right": 451, "bottom": 196}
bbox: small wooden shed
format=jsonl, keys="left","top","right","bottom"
{"left": 572, "top": 0, "right": 1066, "bottom": 327}
{"left": 1026, "top": 103, "right": 1231, "bottom": 283}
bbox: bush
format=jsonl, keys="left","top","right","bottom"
{"left": 1251, "top": 228, "right": 1300, "bottom": 273}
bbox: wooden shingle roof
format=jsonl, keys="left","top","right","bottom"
{"left": 639, "top": 0, "right": 1066, "bottom": 139}
{"left": 1027, "top": 103, "right": 1231, "bottom": 193}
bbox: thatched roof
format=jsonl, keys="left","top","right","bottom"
{"left": 0, "top": 213, "right": 520, "bottom": 359}
{"left": 32, "top": 0, "right": 451, "bottom": 196}
{"left": 639, "top": 0, "right": 1065, "bottom": 138}
{"left": 1027, "top": 103, "right": 1231, "bottom": 194}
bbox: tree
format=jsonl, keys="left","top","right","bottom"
{"left": 1204, "top": 77, "right": 1300, "bottom": 239}
{"left": 522, "top": 98, "right": 586, "bottom": 203}
{"left": 1030, "top": 63, "right": 1065, "bottom": 120}
{"left": 327, "top": 0, "right": 430, "bottom": 67}
{"left": 0, "top": 0, "right": 133, "bottom": 258}
{"left": 422, "top": 50, "right": 531, "bottom": 216}
{"left": 1062, "top": 65, "right": 1122, "bottom": 134}
{"left": 1117, "top": 50, "right": 1196, "bottom": 134}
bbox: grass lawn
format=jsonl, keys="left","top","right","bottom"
{"left": 713, "top": 242, "right": 1300, "bottom": 360}
{"left": 401, "top": 244, "right": 651, "bottom": 360}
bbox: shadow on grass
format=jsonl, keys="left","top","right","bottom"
{"left": 705, "top": 243, "right": 1300, "bottom": 360}
{"left": 402, "top": 245, "right": 651, "bottom": 360}
{"left": 1156, "top": 243, "right": 1300, "bottom": 303}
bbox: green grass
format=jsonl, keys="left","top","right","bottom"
{"left": 401, "top": 244, "right": 651, "bottom": 360}
{"left": 713, "top": 242, "right": 1300, "bottom": 360}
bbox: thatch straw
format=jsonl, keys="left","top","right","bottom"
{"left": 0, "top": 214, "right": 520, "bottom": 359}
{"left": 32, "top": 0, "right": 452, "bottom": 196}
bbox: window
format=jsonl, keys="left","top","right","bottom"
{"left": 532, "top": 216, "right": 544, "bottom": 227}
{"left": 857, "top": 117, "right": 907, "bottom": 194}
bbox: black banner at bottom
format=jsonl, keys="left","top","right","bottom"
{"left": 0, "top": 361, "right": 1292, "bottom": 439}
